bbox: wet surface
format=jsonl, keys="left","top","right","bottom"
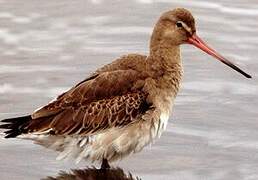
{"left": 0, "top": 0, "right": 258, "bottom": 179}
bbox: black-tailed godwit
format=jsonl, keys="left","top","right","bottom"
{"left": 0, "top": 8, "right": 251, "bottom": 169}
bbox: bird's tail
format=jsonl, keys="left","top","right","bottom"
{"left": 0, "top": 115, "right": 31, "bottom": 138}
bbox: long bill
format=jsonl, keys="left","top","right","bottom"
{"left": 187, "top": 34, "right": 252, "bottom": 78}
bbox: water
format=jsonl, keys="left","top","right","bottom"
{"left": 0, "top": 0, "right": 258, "bottom": 179}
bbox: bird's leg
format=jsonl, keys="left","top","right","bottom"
{"left": 101, "top": 158, "right": 110, "bottom": 169}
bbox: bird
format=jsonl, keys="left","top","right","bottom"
{"left": 0, "top": 8, "right": 251, "bottom": 169}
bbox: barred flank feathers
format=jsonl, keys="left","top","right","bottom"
{"left": 0, "top": 115, "right": 31, "bottom": 138}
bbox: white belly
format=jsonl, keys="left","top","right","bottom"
{"left": 27, "top": 112, "right": 170, "bottom": 163}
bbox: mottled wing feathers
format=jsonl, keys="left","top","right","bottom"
{"left": 26, "top": 91, "right": 148, "bottom": 136}
{"left": 0, "top": 55, "right": 150, "bottom": 138}
{"left": 32, "top": 69, "right": 144, "bottom": 119}
{"left": 24, "top": 69, "right": 149, "bottom": 136}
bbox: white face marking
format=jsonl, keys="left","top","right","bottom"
{"left": 176, "top": 20, "right": 192, "bottom": 34}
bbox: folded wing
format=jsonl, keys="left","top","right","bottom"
{"left": 1, "top": 69, "right": 150, "bottom": 137}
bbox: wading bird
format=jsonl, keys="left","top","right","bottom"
{"left": 0, "top": 8, "right": 251, "bottom": 169}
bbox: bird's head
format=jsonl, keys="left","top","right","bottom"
{"left": 155, "top": 8, "right": 196, "bottom": 46}
{"left": 151, "top": 8, "right": 251, "bottom": 78}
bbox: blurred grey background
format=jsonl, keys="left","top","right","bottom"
{"left": 0, "top": 0, "right": 258, "bottom": 179}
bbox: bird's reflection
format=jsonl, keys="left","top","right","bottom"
{"left": 43, "top": 166, "right": 141, "bottom": 180}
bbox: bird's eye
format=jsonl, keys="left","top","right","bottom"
{"left": 176, "top": 22, "right": 183, "bottom": 28}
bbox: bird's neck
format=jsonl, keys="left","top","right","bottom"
{"left": 147, "top": 42, "right": 183, "bottom": 76}
{"left": 146, "top": 42, "right": 183, "bottom": 96}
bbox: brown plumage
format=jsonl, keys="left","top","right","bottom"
{"left": 44, "top": 167, "right": 140, "bottom": 180}
{"left": 0, "top": 7, "right": 251, "bottom": 167}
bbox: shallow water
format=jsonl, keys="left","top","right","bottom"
{"left": 0, "top": 0, "right": 258, "bottom": 179}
